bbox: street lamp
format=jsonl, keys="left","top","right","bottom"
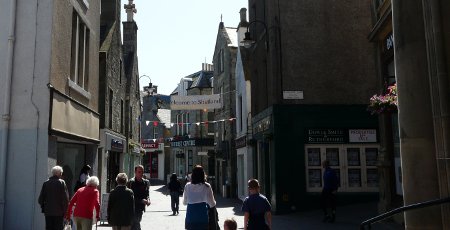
{"left": 139, "top": 75, "right": 157, "bottom": 96}
{"left": 240, "top": 20, "right": 268, "bottom": 50}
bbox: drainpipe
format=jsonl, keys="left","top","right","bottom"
{"left": 0, "top": 0, "right": 17, "bottom": 228}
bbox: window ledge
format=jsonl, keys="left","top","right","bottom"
{"left": 68, "top": 78, "right": 91, "bottom": 100}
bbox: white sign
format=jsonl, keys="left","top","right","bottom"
{"left": 283, "top": 91, "right": 304, "bottom": 99}
{"left": 198, "top": 151, "right": 208, "bottom": 156}
{"left": 170, "top": 94, "right": 222, "bottom": 110}
{"left": 349, "top": 129, "right": 377, "bottom": 143}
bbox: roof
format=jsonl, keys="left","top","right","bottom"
{"left": 100, "top": 21, "right": 117, "bottom": 52}
{"left": 190, "top": 71, "right": 214, "bottom": 89}
{"left": 225, "top": 27, "right": 238, "bottom": 47}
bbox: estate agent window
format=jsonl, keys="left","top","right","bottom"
{"left": 305, "top": 145, "right": 379, "bottom": 192}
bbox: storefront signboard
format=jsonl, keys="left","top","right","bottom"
{"left": 349, "top": 129, "right": 377, "bottom": 143}
{"left": 306, "top": 129, "right": 345, "bottom": 143}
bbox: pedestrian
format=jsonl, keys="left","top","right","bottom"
{"left": 127, "top": 165, "right": 151, "bottom": 230}
{"left": 38, "top": 165, "right": 69, "bottom": 230}
{"left": 183, "top": 165, "right": 216, "bottom": 230}
{"left": 65, "top": 176, "right": 100, "bottom": 230}
{"left": 242, "top": 179, "right": 271, "bottom": 230}
{"left": 168, "top": 173, "right": 182, "bottom": 215}
{"left": 108, "top": 173, "right": 135, "bottom": 230}
{"left": 74, "top": 165, "right": 91, "bottom": 192}
{"left": 321, "top": 160, "right": 339, "bottom": 223}
{"left": 223, "top": 218, "right": 237, "bottom": 230}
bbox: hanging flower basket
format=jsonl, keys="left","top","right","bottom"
{"left": 368, "top": 83, "right": 398, "bottom": 115}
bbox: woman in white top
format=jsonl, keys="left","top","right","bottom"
{"left": 183, "top": 165, "right": 216, "bottom": 230}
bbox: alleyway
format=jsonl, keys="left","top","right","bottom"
{"left": 96, "top": 182, "right": 403, "bottom": 230}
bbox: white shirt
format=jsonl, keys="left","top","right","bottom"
{"left": 182, "top": 182, "right": 216, "bottom": 207}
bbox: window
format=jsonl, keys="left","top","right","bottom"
{"left": 305, "top": 145, "right": 379, "bottom": 192}
{"left": 238, "top": 96, "right": 243, "bottom": 132}
{"left": 108, "top": 89, "right": 113, "bottom": 129}
{"left": 153, "top": 125, "right": 158, "bottom": 139}
{"left": 120, "top": 100, "right": 124, "bottom": 133}
{"left": 70, "top": 11, "right": 90, "bottom": 92}
{"left": 219, "top": 49, "right": 224, "bottom": 73}
{"left": 208, "top": 112, "right": 215, "bottom": 135}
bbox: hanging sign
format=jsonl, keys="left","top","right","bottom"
{"left": 170, "top": 94, "right": 221, "bottom": 110}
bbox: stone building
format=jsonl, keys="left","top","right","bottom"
{"left": 246, "top": 0, "right": 378, "bottom": 213}
{"left": 367, "top": 0, "right": 403, "bottom": 219}
{"left": 99, "top": 0, "right": 127, "bottom": 194}
{"left": 0, "top": 0, "right": 100, "bottom": 228}
{"left": 212, "top": 22, "right": 238, "bottom": 198}
{"left": 389, "top": 0, "right": 450, "bottom": 228}
{"left": 169, "top": 66, "right": 216, "bottom": 186}
{"left": 123, "top": 0, "right": 143, "bottom": 176}
{"left": 141, "top": 90, "right": 171, "bottom": 181}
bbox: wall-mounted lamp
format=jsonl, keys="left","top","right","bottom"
{"left": 240, "top": 20, "right": 268, "bottom": 49}
{"left": 139, "top": 75, "right": 157, "bottom": 96}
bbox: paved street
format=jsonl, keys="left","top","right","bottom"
{"left": 96, "top": 181, "right": 403, "bottom": 230}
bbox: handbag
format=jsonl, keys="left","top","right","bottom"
{"left": 63, "top": 223, "right": 72, "bottom": 230}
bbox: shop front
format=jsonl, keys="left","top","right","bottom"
{"left": 170, "top": 137, "right": 214, "bottom": 183}
{"left": 99, "top": 130, "right": 126, "bottom": 193}
{"left": 142, "top": 140, "right": 165, "bottom": 180}
{"left": 252, "top": 104, "right": 379, "bottom": 214}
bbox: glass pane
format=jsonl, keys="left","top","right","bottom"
{"left": 334, "top": 168, "right": 341, "bottom": 187}
{"left": 366, "top": 148, "right": 378, "bottom": 166}
{"left": 326, "top": 148, "right": 339, "bottom": 166}
{"left": 307, "top": 148, "right": 321, "bottom": 166}
{"left": 348, "top": 169, "right": 362, "bottom": 187}
{"left": 367, "top": 169, "right": 378, "bottom": 187}
{"left": 308, "top": 169, "right": 322, "bottom": 188}
{"left": 347, "top": 148, "right": 361, "bottom": 166}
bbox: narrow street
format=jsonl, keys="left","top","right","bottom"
{"left": 97, "top": 183, "right": 244, "bottom": 230}
{"left": 96, "top": 182, "right": 403, "bottom": 230}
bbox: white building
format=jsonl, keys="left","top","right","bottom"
{"left": 0, "top": 1, "right": 100, "bottom": 228}
{"left": 234, "top": 8, "right": 254, "bottom": 200}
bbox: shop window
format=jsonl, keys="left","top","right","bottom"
{"left": 305, "top": 144, "right": 379, "bottom": 192}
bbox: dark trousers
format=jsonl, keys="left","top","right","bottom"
{"left": 45, "top": 215, "right": 64, "bottom": 230}
{"left": 131, "top": 211, "right": 143, "bottom": 230}
{"left": 170, "top": 192, "right": 180, "bottom": 213}
{"left": 321, "top": 189, "right": 337, "bottom": 216}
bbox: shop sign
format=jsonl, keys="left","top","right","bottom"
{"left": 306, "top": 129, "right": 345, "bottom": 143}
{"left": 111, "top": 139, "right": 124, "bottom": 151}
{"left": 235, "top": 136, "right": 247, "bottom": 149}
{"left": 170, "top": 138, "right": 214, "bottom": 147}
{"left": 254, "top": 116, "right": 271, "bottom": 134}
{"left": 349, "top": 129, "right": 377, "bottom": 143}
{"left": 171, "top": 139, "right": 196, "bottom": 147}
{"left": 142, "top": 143, "right": 158, "bottom": 148}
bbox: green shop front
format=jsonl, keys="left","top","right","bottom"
{"left": 252, "top": 104, "right": 379, "bottom": 214}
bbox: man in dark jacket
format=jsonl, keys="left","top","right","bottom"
{"left": 38, "top": 165, "right": 69, "bottom": 230}
{"left": 127, "top": 165, "right": 150, "bottom": 230}
{"left": 321, "top": 160, "right": 339, "bottom": 223}
{"left": 108, "top": 173, "right": 135, "bottom": 230}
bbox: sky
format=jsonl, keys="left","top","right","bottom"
{"left": 120, "top": 0, "right": 247, "bottom": 95}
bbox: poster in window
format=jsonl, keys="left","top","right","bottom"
{"left": 348, "top": 169, "right": 361, "bottom": 187}
{"left": 333, "top": 168, "right": 341, "bottom": 187}
{"left": 365, "top": 148, "right": 378, "bottom": 166}
{"left": 367, "top": 169, "right": 378, "bottom": 187}
{"left": 347, "top": 148, "right": 361, "bottom": 166}
{"left": 308, "top": 169, "right": 322, "bottom": 188}
{"left": 307, "top": 148, "right": 321, "bottom": 166}
{"left": 326, "top": 148, "right": 339, "bottom": 166}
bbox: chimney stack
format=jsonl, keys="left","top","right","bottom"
{"left": 240, "top": 8, "right": 248, "bottom": 24}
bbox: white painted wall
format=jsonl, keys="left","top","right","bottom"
{"left": 0, "top": 0, "right": 53, "bottom": 229}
